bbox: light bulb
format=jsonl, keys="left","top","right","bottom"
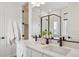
{"left": 41, "top": 2, "right": 45, "bottom": 4}
{"left": 31, "top": 2, "right": 36, "bottom": 4}
{"left": 31, "top": 2, "right": 45, "bottom": 7}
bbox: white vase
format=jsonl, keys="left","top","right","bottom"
{"left": 40, "top": 37, "right": 46, "bottom": 45}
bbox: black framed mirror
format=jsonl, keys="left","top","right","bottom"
{"left": 40, "top": 16, "right": 49, "bottom": 36}
{"left": 40, "top": 14, "right": 61, "bottom": 39}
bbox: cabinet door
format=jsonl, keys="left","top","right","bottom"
{"left": 0, "top": 5, "right": 16, "bottom": 57}
{"left": 22, "top": 47, "right": 32, "bottom": 57}
{"left": 31, "top": 49, "right": 43, "bottom": 57}
{"left": 26, "top": 47, "right": 32, "bottom": 57}
{"left": 22, "top": 46, "right": 27, "bottom": 57}
{"left": 17, "top": 44, "right": 23, "bottom": 57}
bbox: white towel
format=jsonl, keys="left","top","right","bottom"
{"left": 13, "top": 20, "right": 21, "bottom": 41}
{"left": 7, "top": 20, "right": 21, "bottom": 45}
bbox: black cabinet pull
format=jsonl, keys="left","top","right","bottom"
{"left": 22, "top": 10, "right": 24, "bottom": 13}
{"left": 1, "top": 37, "right": 5, "bottom": 39}
{"left": 22, "top": 22, "right": 24, "bottom": 25}
{"left": 22, "top": 35, "right": 24, "bottom": 37}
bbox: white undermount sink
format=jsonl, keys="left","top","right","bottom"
{"left": 42, "top": 45, "right": 71, "bottom": 56}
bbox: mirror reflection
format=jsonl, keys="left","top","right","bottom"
{"left": 32, "top": 2, "right": 79, "bottom": 42}
{"left": 41, "top": 14, "right": 61, "bottom": 39}
{"left": 42, "top": 16, "right": 48, "bottom": 33}
{"left": 49, "top": 15, "right": 61, "bottom": 39}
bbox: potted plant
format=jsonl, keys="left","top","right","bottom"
{"left": 40, "top": 29, "right": 48, "bottom": 45}
{"left": 42, "top": 31, "right": 47, "bottom": 38}
{"left": 41, "top": 29, "right": 48, "bottom": 38}
{"left": 48, "top": 31, "right": 52, "bottom": 38}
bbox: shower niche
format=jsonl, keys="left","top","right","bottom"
{"left": 22, "top": 3, "right": 29, "bottom": 40}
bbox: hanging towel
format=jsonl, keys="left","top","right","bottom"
{"left": 7, "top": 20, "right": 15, "bottom": 45}
{"left": 13, "top": 20, "right": 21, "bottom": 41}
{"left": 7, "top": 20, "right": 21, "bottom": 45}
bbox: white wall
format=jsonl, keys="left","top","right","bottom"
{"left": 32, "top": 7, "right": 50, "bottom": 37}
{"left": 59, "top": 3, "right": 79, "bottom": 49}
{"left": 32, "top": 10, "right": 40, "bottom": 36}
{"left": 28, "top": 3, "right": 33, "bottom": 40}
{"left": 62, "top": 3, "right": 79, "bottom": 42}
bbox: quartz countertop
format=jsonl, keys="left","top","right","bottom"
{"left": 18, "top": 39, "right": 79, "bottom": 57}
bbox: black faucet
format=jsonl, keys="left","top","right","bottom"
{"left": 45, "top": 37, "right": 53, "bottom": 44}
{"left": 46, "top": 38, "right": 49, "bottom": 44}
{"left": 60, "top": 37, "right": 63, "bottom": 47}
{"left": 35, "top": 35, "right": 37, "bottom": 41}
{"left": 57, "top": 37, "right": 63, "bottom": 47}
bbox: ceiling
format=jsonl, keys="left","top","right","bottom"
{"left": 32, "top": 2, "right": 69, "bottom": 13}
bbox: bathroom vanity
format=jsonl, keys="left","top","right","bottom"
{"left": 17, "top": 39, "right": 79, "bottom": 57}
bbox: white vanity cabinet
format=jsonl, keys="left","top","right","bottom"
{"left": 18, "top": 46, "right": 32, "bottom": 57}
{"left": 25, "top": 47, "right": 52, "bottom": 57}
{"left": 25, "top": 47, "right": 43, "bottom": 57}
{"left": 31, "top": 48, "right": 43, "bottom": 57}
{"left": 17, "top": 43, "right": 27, "bottom": 57}
{"left": 17, "top": 45, "right": 51, "bottom": 57}
{"left": 17, "top": 40, "right": 53, "bottom": 57}
{"left": 17, "top": 45, "right": 42, "bottom": 57}
{"left": 26, "top": 47, "right": 32, "bottom": 57}
{"left": 43, "top": 54, "right": 51, "bottom": 57}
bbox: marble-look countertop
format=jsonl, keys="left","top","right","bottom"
{"left": 18, "top": 39, "right": 79, "bottom": 57}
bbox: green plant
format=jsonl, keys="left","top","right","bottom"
{"left": 41, "top": 29, "right": 53, "bottom": 38}
{"left": 42, "top": 31, "right": 47, "bottom": 36}
{"left": 41, "top": 29, "right": 47, "bottom": 37}
{"left": 48, "top": 32, "right": 52, "bottom": 36}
